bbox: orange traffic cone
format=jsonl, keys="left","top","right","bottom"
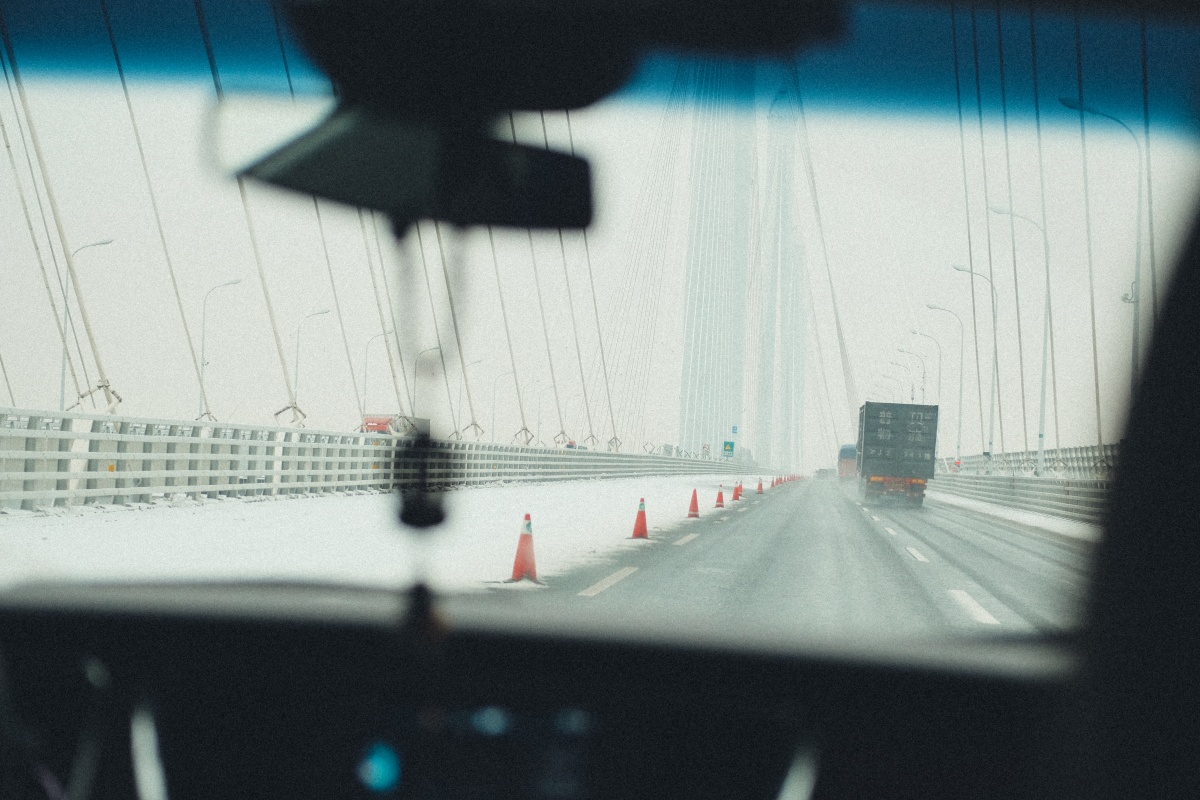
{"left": 733, "top": 484, "right": 742, "bottom": 501}
{"left": 688, "top": 489, "right": 700, "bottom": 519}
{"left": 632, "top": 498, "right": 648, "bottom": 539}
{"left": 756, "top": 480, "right": 763, "bottom": 494}
{"left": 508, "top": 513, "right": 539, "bottom": 583}
{"left": 715, "top": 486, "right": 725, "bottom": 508}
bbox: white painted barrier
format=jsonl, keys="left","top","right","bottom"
{"left": 930, "top": 473, "right": 1108, "bottom": 525}
{"left": 0, "top": 408, "right": 747, "bottom": 511}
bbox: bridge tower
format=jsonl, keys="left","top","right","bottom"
{"left": 677, "top": 60, "right": 755, "bottom": 458}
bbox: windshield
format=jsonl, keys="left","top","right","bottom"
{"left": 2, "top": 0, "right": 1198, "bottom": 648}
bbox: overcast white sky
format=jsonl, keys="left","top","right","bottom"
{"left": 3, "top": 55, "right": 1199, "bottom": 469}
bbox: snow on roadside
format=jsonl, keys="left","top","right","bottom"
{"left": 0, "top": 474, "right": 757, "bottom": 592}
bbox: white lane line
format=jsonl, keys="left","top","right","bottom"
{"left": 906, "top": 546, "right": 929, "bottom": 562}
{"left": 674, "top": 533, "right": 700, "bottom": 546}
{"left": 883, "top": 527, "right": 898, "bottom": 536}
{"left": 870, "top": 515, "right": 881, "bottom": 521}
{"left": 735, "top": 506, "right": 747, "bottom": 512}
{"left": 948, "top": 589, "right": 1001, "bottom": 625}
{"left": 578, "top": 567, "right": 639, "bottom": 597}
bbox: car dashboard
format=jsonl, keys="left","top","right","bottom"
{"left": 0, "top": 582, "right": 1072, "bottom": 800}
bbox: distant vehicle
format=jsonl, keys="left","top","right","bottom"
{"left": 360, "top": 414, "right": 396, "bottom": 433}
{"left": 856, "top": 401, "right": 938, "bottom": 506}
{"left": 837, "top": 444, "right": 857, "bottom": 479}
{"left": 815, "top": 468, "right": 836, "bottom": 480}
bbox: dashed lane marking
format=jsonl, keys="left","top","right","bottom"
{"left": 884, "top": 527, "right": 898, "bottom": 536}
{"left": 906, "top": 546, "right": 929, "bottom": 562}
{"left": 948, "top": 589, "right": 1001, "bottom": 625}
{"left": 870, "top": 515, "right": 881, "bottom": 521}
{"left": 578, "top": 567, "right": 639, "bottom": 597}
{"left": 674, "top": 533, "right": 700, "bottom": 546}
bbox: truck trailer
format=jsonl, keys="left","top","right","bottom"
{"left": 856, "top": 401, "right": 938, "bottom": 506}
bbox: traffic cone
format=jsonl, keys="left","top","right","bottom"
{"left": 756, "top": 480, "right": 763, "bottom": 494}
{"left": 631, "top": 498, "right": 648, "bottom": 539}
{"left": 715, "top": 486, "right": 725, "bottom": 508}
{"left": 688, "top": 489, "right": 700, "bottom": 519}
{"left": 733, "top": 484, "right": 742, "bottom": 501}
{"left": 508, "top": 513, "right": 539, "bottom": 583}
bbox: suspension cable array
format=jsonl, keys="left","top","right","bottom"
{"left": 0, "top": 53, "right": 84, "bottom": 408}
{"left": 413, "top": 221, "right": 460, "bottom": 437}
{"left": 950, "top": 2, "right": 987, "bottom": 453}
{"left": 370, "top": 211, "right": 414, "bottom": 415}
{"left": 538, "top": 111, "right": 597, "bottom": 448}
{"left": 486, "top": 225, "right": 534, "bottom": 444}
{"left": 101, "top": 0, "right": 210, "bottom": 419}
{"left": 0, "top": 14, "right": 119, "bottom": 412}
{"left": 193, "top": 0, "right": 302, "bottom": 425}
{"left": 508, "top": 113, "right": 568, "bottom": 445}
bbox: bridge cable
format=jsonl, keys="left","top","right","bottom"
{"left": 1140, "top": 13, "right": 1159, "bottom": 331}
{"left": 431, "top": 221, "right": 482, "bottom": 439}
{"left": 0, "top": 54, "right": 83, "bottom": 405}
{"left": 1028, "top": 4, "right": 1062, "bottom": 453}
{"left": 788, "top": 64, "right": 857, "bottom": 435}
{"left": 412, "top": 221, "right": 460, "bottom": 436}
{"left": 359, "top": 209, "right": 411, "bottom": 421}
{"left": 970, "top": 7, "right": 1006, "bottom": 457}
{"left": 995, "top": 5, "right": 1031, "bottom": 454}
{"left": 486, "top": 225, "right": 533, "bottom": 444}
{"left": 0, "top": 11, "right": 119, "bottom": 412}
{"left": 634, "top": 63, "right": 689, "bottom": 446}
{"left": 0, "top": 349, "right": 12, "bottom": 406}
{"left": 269, "top": 3, "right": 365, "bottom": 424}
{"left": 597, "top": 63, "right": 686, "bottom": 447}
{"left": 950, "top": 2, "right": 987, "bottom": 453}
{"left": 1073, "top": 8, "right": 1106, "bottom": 453}
{"left": 369, "top": 211, "right": 414, "bottom": 415}
{"left": 630, "top": 67, "right": 688, "bottom": 447}
{"left": 101, "top": 0, "right": 211, "bottom": 419}
{"left": 508, "top": 113, "right": 567, "bottom": 444}
{"left": 192, "top": 0, "right": 302, "bottom": 425}
{"left": 564, "top": 110, "right": 619, "bottom": 451}
{"left": 538, "top": 112, "right": 596, "bottom": 447}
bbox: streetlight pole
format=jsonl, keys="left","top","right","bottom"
{"left": 60, "top": 239, "right": 113, "bottom": 410}
{"left": 889, "top": 361, "right": 914, "bottom": 402}
{"left": 293, "top": 308, "right": 330, "bottom": 408}
{"left": 953, "top": 264, "right": 1000, "bottom": 467}
{"left": 898, "top": 348, "right": 927, "bottom": 404}
{"left": 198, "top": 278, "right": 242, "bottom": 419}
{"left": 989, "top": 205, "right": 1056, "bottom": 475}
{"left": 412, "top": 346, "right": 441, "bottom": 421}
{"left": 926, "top": 304, "right": 964, "bottom": 468}
{"left": 491, "top": 370, "right": 515, "bottom": 443}
{"left": 362, "top": 329, "right": 393, "bottom": 415}
{"left": 910, "top": 331, "right": 943, "bottom": 405}
{"left": 1060, "top": 97, "right": 1144, "bottom": 412}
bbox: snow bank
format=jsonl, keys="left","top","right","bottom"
{"left": 0, "top": 475, "right": 755, "bottom": 592}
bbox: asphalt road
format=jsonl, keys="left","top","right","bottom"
{"left": 518, "top": 479, "right": 1093, "bottom": 638}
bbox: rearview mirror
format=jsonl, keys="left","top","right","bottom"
{"left": 227, "top": 103, "right": 592, "bottom": 230}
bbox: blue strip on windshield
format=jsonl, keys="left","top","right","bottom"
{"left": 4, "top": 0, "right": 1199, "bottom": 130}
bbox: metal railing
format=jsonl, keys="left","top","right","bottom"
{"left": 940, "top": 443, "right": 1119, "bottom": 480}
{"left": 929, "top": 473, "right": 1107, "bottom": 525}
{"left": 0, "top": 408, "right": 749, "bottom": 511}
